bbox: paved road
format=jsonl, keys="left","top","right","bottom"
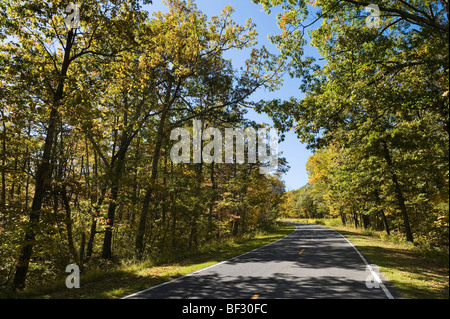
{"left": 123, "top": 223, "right": 399, "bottom": 299}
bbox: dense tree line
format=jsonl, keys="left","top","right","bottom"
{"left": 280, "top": 184, "right": 329, "bottom": 219}
{"left": 0, "top": 0, "right": 287, "bottom": 290}
{"left": 256, "top": 0, "right": 448, "bottom": 247}
{"left": 1, "top": 0, "right": 448, "bottom": 293}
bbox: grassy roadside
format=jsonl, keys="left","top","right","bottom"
{"left": 281, "top": 218, "right": 449, "bottom": 299}
{"left": 5, "top": 222, "right": 295, "bottom": 299}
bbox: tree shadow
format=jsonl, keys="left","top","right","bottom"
{"left": 128, "top": 224, "right": 393, "bottom": 299}
{"left": 345, "top": 244, "right": 449, "bottom": 299}
{"left": 131, "top": 272, "right": 388, "bottom": 299}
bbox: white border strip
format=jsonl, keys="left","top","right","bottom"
{"left": 123, "top": 224, "right": 394, "bottom": 300}
{"left": 333, "top": 228, "right": 395, "bottom": 299}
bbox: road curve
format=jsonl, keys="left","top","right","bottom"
{"left": 123, "top": 223, "right": 400, "bottom": 299}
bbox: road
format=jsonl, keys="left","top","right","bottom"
{"left": 123, "top": 223, "right": 399, "bottom": 299}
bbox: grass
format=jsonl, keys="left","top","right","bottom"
{"left": 281, "top": 218, "right": 449, "bottom": 299}
{"left": 5, "top": 219, "right": 448, "bottom": 299}
{"left": 6, "top": 222, "right": 295, "bottom": 299}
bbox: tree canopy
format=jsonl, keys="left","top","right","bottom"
{"left": 0, "top": 0, "right": 286, "bottom": 290}
{"left": 255, "top": 0, "right": 448, "bottom": 246}
{"left": 0, "top": 0, "right": 448, "bottom": 292}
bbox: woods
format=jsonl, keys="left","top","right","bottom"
{"left": 0, "top": 0, "right": 286, "bottom": 291}
{"left": 0, "top": 0, "right": 448, "bottom": 297}
{"left": 260, "top": 0, "right": 448, "bottom": 248}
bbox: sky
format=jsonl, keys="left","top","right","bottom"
{"left": 144, "top": 0, "right": 320, "bottom": 190}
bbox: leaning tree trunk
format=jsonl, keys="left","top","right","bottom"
{"left": 382, "top": 141, "right": 413, "bottom": 242}
{"left": 13, "top": 30, "right": 75, "bottom": 290}
{"left": 135, "top": 103, "right": 170, "bottom": 259}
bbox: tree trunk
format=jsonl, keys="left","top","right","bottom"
{"left": 101, "top": 182, "right": 119, "bottom": 260}
{"left": 188, "top": 214, "right": 199, "bottom": 250}
{"left": 171, "top": 198, "right": 177, "bottom": 249}
{"left": 61, "top": 187, "right": 79, "bottom": 265}
{"left": 374, "top": 189, "right": 390, "bottom": 235}
{"left": 86, "top": 187, "right": 106, "bottom": 261}
{"left": 352, "top": 210, "right": 359, "bottom": 228}
{"left": 189, "top": 120, "right": 205, "bottom": 250}
{"left": 79, "top": 231, "right": 86, "bottom": 263}
{"left": 1, "top": 117, "right": 6, "bottom": 208}
{"left": 101, "top": 146, "right": 127, "bottom": 260}
{"left": 159, "top": 154, "right": 169, "bottom": 249}
{"left": 208, "top": 161, "right": 216, "bottom": 237}
{"left": 13, "top": 29, "right": 76, "bottom": 290}
{"left": 135, "top": 103, "right": 171, "bottom": 259}
{"left": 382, "top": 141, "right": 413, "bottom": 242}
{"left": 85, "top": 214, "right": 97, "bottom": 261}
{"left": 130, "top": 137, "right": 141, "bottom": 226}
{"left": 102, "top": 100, "right": 132, "bottom": 260}
{"left": 361, "top": 214, "right": 370, "bottom": 229}
{"left": 340, "top": 210, "right": 347, "bottom": 226}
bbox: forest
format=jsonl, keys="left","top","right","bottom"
{"left": 0, "top": 0, "right": 448, "bottom": 294}
{"left": 0, "top": 0, "right": 288, "bottom": 291}
{"left": 271, "top": 0, "right": 449, "bottom": 250}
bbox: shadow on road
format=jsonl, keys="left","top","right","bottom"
{"left": 135, "top": 272, "right": 386, "bottom": 299}
{"left": 131, "top": 224, "right": 391, "bottom": 299}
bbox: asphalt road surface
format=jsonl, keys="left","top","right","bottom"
{"left": 123, "top": 223, "right": 400, "bottom": 299}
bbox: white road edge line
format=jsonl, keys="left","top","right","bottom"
{"left": 121, "top": 224, "right": 299, "bottom": 299}
{"left": 332, "top": 228, "right": 395, "bottom": 299}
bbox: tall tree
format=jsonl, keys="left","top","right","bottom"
{"left": 134, "top": 0, "right": 283, "bottom": 259}
{"left": 253, "top": 0, "right": 448, "bottom": 242}
{"left": 1, "top": 0, "right": 149, "bottom": 289}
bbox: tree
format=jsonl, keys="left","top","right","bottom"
{"left": 133, "top": 0, "right": 283, "bottom": 259}
{"left": 253, "top": 0, "right": 448, "bottom": 243}
{"left": 0, "top": 0, "right": 289, "bottom": 292}
{"left": 1, "top": 0, "right": 150, "bottom": 289}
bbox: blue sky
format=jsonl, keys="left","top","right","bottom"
{"left": 145, "top": 0, "right": 320, "bottom": 190}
